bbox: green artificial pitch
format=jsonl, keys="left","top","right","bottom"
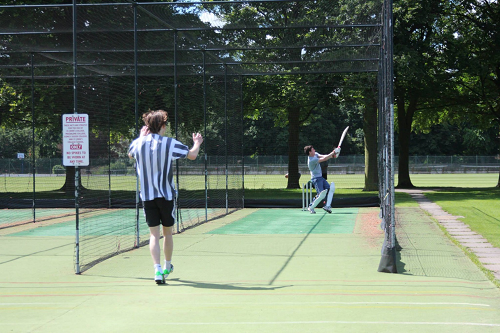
{"left": 207, "top": 208, "right": 358, "bottom": 234}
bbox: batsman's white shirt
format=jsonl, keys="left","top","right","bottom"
{"left": 308, "top": 153, "right": 323, "bottom": 179}
{"left": 128, "top": 134, "right": 189, "bottom": 201}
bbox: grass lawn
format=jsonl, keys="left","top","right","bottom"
{"left": 3, "top": 173, "right": 499, "bottom": 261}
{"left": 0, "top": 174, "right": 371, "bottom": 199}
{"left": 424, "top": 188, "right": 500, "bottom": 249}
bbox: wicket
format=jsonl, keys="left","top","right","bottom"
{"left": 302, "top": 180, "right": 314, "bottom": 211}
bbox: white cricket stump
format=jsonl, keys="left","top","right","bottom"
{"left": 302, "top": 181, "right": 313, "bottom": 211}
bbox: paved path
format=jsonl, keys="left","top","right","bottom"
{"left": 397, "top": 189, "right": 500, "bottom": 281}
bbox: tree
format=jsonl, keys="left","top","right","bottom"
{"left": 217, "top": 0, "right": 381, "bottom": 189}
{"left": 449, "top": 0, "right": 500, "bottom": 186}
{"left": 342, "top": 73, "right": 379, "bottom": 191}
{"left": 393, "top": 0, "right": 454, "bottom": 188}
{"left": 1, "top": 2, "right": 212, "bottom": 194}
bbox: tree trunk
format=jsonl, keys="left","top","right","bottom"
{"left": 287, "top": 106, "right": 301, "bottom": 189}
{"left": 396, "top": 97, "right": 416, "bottom": 188}
{"left": 59, "top": 166, "right": 83, "bottom": 194}
{"left": 363, "top": 98, "right": 378, "bottom": 191}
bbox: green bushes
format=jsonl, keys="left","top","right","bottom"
{"left": 52, "top": 165, "right": 65, "bottom": 175}
{"left": 93, "top": 160, "right": 135, "bottom": 175}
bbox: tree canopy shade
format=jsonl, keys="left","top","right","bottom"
{"left": 0, "top": 0, "right": 386, "bottom": 189}
{"left": 0, "top": 1, "right": 382, "bottom": 76}
{"left": 0, "top": 1, "right": 397, "bottom": 272}
{"left": 449, "top": 0, "right": 500, "bottom": 188}
{"left": 392, "top": 0, "right": 500, "bottom": 188}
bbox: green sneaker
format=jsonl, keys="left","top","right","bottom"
{"left": 155, "top": 271, "right": 165, "bottom": 285}
{"left": 163, "top": 264, "right": 174, "bottom": 279}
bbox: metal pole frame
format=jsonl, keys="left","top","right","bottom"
{"left": 385, "top": 0, "right": 395, "bottom": 251}
{"left": 388, "top": 0, "right": 396, "bottom": 253}
{"left": 30, "top": 53, "right": 36, "bottom": 223}
{"left": 133, "top": 3, "right": 140, "bottom": 248}
{"left": 377, "top": 0, "right": 396, "bottom": 273}
{"left": 203, "top": 51, "right": 208, "bottom": 222}
{"left": 174, "top": 30, "right": 180, "bottom": 233}
{"left": 224, "top": 64, "right": 228, "bottom": 214}
{"left": 240, "top": 76, "right": 244, "bottom": 208}
{"left": 73, "top": 0, "right": 80, "bottom": 275}
{"left": 106, "top": 77, "right": 111, "bottom": 209}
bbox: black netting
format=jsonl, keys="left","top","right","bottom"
{"left": 1, "top": 0, "right": 391, "bottom": 273}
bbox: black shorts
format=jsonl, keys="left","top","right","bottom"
{"left": 142, "top": 198, "right": 175, "bottom": 228}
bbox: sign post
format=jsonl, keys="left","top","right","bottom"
{"left": 62, "top": 113, "right": 88, "bottom": 274}
{"left": 62, "top": 114, "right": 89, "bottom": 167}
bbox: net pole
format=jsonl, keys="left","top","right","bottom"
{"left": 133, "top": 3, "right": 140, "bottom": 247}
{"left": 388, "top": 0, "right": 396, "bottom": 252}
{"left": 203, "top": 51, "right": 208, "bottom": 222}
{"left": 240, "top": 76, "right": 245, "bottom": 208}
{"left": 224, "top": 65, "right": 228, "bottom": 214}
{"left": 30, "top": 53, "right": 36, "bottom": 223}
{"left": 73, "top": 0, "right": 80, "bottom": 275}
{"left": 378, "top": 0, "right": 396, "bottom": 273}
{"left": 174, "top": 30, "right": 180, "bottom": 233}
{"left": 107, "top": 78, "right": 111, "bottom": 209}
{"left": 377, "top": 64, "right": 383, "bottom": 211}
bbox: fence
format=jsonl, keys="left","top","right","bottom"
{"left": 2, "top": 155, "right": 498, "bottom": 176}
{"left": 0, "top": 0, "right": 392, "bottom": 273}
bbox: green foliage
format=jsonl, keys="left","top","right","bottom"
{"left": 445, "top": 0, "right": 500, "bottom": 131}
{"left": 0, "top": 80, "right": 29, "bottom": 128}
{"left": 52, "top": 164, "right": 65, "bottom": 175}
{"left": 403, "top": 122, "right": 499, "bottom": 156}
{"left": 2, "top": 0, "right": 498, "bottom": 166}
{"left": 461, "top": 127, "right": 498, "bottom": 155}
{"left": 93, "top": 159, "right": 135, "bottom": 176}
{"left": 0, "top": 127, "right": 32, "bottom": 158}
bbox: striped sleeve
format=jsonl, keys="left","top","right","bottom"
{"left": 128, "top": 138, "right": 139, "bottom": 158}
{"left": 170, "top": 139, "right": 189, "bottom": 160}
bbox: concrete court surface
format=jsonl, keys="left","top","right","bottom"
{"left": 1, "top": 207, "right": 500, "bottom": 333}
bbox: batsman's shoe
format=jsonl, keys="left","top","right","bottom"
{"left": 308, "top": 207, "right": 316, "bottom": 214}
{"left": 163, "top": 264, "right": 174, "bottom": 279}
{"left": 322, "top": 206, "right": 332, "bottom": 214}
{"left": 155, "top": 271, "right": 165, "bottom": 285}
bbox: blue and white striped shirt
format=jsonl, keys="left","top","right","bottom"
{"left": 128, "top": 134, "right": 189, "bottom": 201}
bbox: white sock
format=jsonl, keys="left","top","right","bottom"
{"left": 154, "top": 264, "right": 162, "bottom": 273}
{"left": 164, "top": 260, "right": 171, "bottom": 271}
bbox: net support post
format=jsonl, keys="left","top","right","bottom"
{"left": 203, "top": 50, "right": 208, "bottom": 222}
{"left": 30, "top": 53, "right": 36, "bottom": 223}
{"left": 377, "top": 244, "right": 397, "bottom": 273}
{"left": 133, "top": 2, "right": 140, "bottom": 245}
{"left": 224, "top": 64, "right": 228, "bottom": 214}
{"left": 75, "top": 166, "right": 81, "bottom": 274}
{"left": 72, "top": 0, "right": 80, "bottom": 275}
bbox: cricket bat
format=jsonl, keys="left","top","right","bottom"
{"left": 337, "top": 126, "right": 349, "bottom": 148}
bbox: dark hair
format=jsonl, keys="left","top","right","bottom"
{"left": 142, "top": 110, "right": 168, "bottom": 134}
{"left": 304, "top": 145, "right": 313, "bottom": 155}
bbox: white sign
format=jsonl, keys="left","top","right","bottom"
{"left": 17, "top": 153, "right": 25, "bottom": 159}
{"left": 62, "top": 114, "right": 89, "bottom": 166}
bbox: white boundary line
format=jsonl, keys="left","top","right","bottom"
{"left": 1, "top": 321, "right": 500, "bottom": 327}
{"left": 160, "top": 321, "right": 500, "bottom": 327}
{"left": 0, "top": 301, "right": 490, "bottom": 307}
{"left": 0, "top": 303, "right": 74, "bottom": 305}
{"left": 189, "top": 301, "right": 490, "bottom": 307}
